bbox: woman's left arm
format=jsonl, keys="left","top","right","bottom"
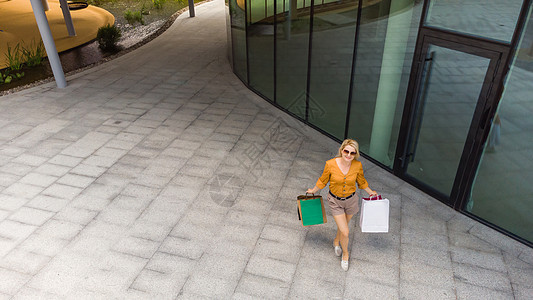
{"left": 363, "top": 187, "right": 377, "bottom": 196}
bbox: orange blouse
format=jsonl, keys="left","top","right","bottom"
{"left": 316, "top": 158, "right": 369, "bottom": 198}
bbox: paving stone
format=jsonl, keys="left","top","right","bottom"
{"left": 3, "top": 183, "right": 44, "bottom": 199}
{"left": 108, "top": 163, "right": 146, "bottom": 178}
{"left": 453, "top": 263, "right": 512, "bottom": 293}
{"left": 82, "top": 183, "right": 123, "bottom": 200}
{"left": 0, "top": 174, "right": 20, "bottom": 188}
{"left": 0, "top": 210, "right": 8, "bottom": 222}
{"left": 451, "top": 246, "right": 506, "bottom": 272}
{"left": 0, "top": 239, "right": 18, "bottom": 258}
{"left": 195, "top": 252, "right": 248, "bottom": 281}
{"left": 344, "top": 278, "right": 398, "bottom": 300}
{"left": 137, "top": 206, "right": 183, "bottom": 227}
{"left": 401, "top": 243, "right": 452, "bottom": 270}
{"left": 104, "top": 139, "right": 138, "bottom": 151}
{"left": 57, "top": 174, "right": 95, "bottom": 188}
{"left": 70, "top": 164, "right": 107, "bottom": 178}
{"left": 145, "top": 251, "right": 195, "bottom": 275}
{"left": 469, "top": 224, "right": 525, "bottom": 258}
{"left": 53, "top": 206, "right": 98, "bottom": 225}
{"left": 8, "top": 207, "right": 54, "bottom": 226}
{"left": 82, "top": 155, "right": 118, "bottom": 168}
{"left": 18, "top": 234, "right": 69, "bottom": 257}
{"left": 235, "top": 273, "right": 290, "bottom": 299}
{"left": 350, "top": 233, "right": 401, "bottom": 267}
{"left": 455, "top": 282, "right": 514, "bottom": 300}
{"left": 351, "top": 259, "right": 399, "bottom": 286}
{"left": 401, "top": 260, "right": 454, "bottom": 289}
{"left": 61, "top": 132, "right": 114, "bottom": 158}
{"left": 225, "top": 210, "right": 267, "bottom": 228}
{"left": 0, "top": 267, "right": 31, "bottom": 295}
{"left": 25, "top": 195, "right": 70, "bottom": 212}
{"left": 400, "top": 230, "right": 449, "bottom": 251}
{"left": 245, "top": 255, "right": 297, "bottom": 283}
{"left": 518, "top": 248, "right": 533, "bottom": 265}
{"left": 10, "top": 287, "right": 63, "bottom": 299}
{"left": 507, "top": 264, "right": 533, "bottom": 288}
{"left": 0, "top": 195, "right": 28, "bottom": 211}
{"left": 130, "top": 268, "right": 186, "bottom": 298}
{"left": 513, "top": 283, "right": 533, "bottom": 300}
{"left": 36, "top": 219, "right": 84, "bottom": 240}
{"left": 289, "top": 272, "right": 344, "bottom": 299}
{"left": 97, "top": 207, "right": 142, "bottom": 226}
{"left": 41, "top": 184, "right": 82, "bottom": 200}
{"left": 159, "top": 236, "right": 206, "bottom": 260}
{"left": 0, "top": 249, "right": 51, "bottom": 275}
{"left": 448, "top": 230, "right": 501, "bottom": 254}
{"left": 11, "top": 154, "right": 48, "bottom": 167}
{"left": 112, "top": 236, "right": 160, "bottom": 258}
{"left": 400, "top": 282, "right": 456, "bottom": 300}
{"left": 19, "top": 173, "right": 58, "bottom": 187}
{"left": 0, "top": 220, "right": 37, "bottom": 242}
{"left": 182, "top": 273, "right": 238, "bottom": 298}
{"left": 34, "top": 163, "right": 71, "bottom": 177}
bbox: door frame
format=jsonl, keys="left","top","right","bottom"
{"left": 393, "top": 27, "right": 510, "bottom": 209}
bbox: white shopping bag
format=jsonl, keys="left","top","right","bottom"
{"left": 360, "top": 195, "right": 389, "bottom": 233}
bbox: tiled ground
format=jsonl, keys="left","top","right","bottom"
{"left": 0, "top": 0, "right": 532, "bottom": 298}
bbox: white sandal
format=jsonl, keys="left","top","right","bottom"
{"left": 334, "top": 245, "right": 342, "bottom": 257}
{"left": 341, "top": 259, "right": 349, "bottom": 271}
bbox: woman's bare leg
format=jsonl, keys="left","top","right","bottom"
{"left": 333, "top": 214, "right": 354, "bottom": 260}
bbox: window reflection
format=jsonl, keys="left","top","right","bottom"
{"left": 468, "top": 6, "right": 533, "bottom": 242}
{"left": 308, "top": 0, "right": 358, "bottom": 138}
{"left": 426, "top": 0, "right": 523, "bottom": 43}
{"left": 348, "top": 0, "right": 423, "bottom": 166}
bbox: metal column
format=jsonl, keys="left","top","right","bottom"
{"left": 30, "top": 0, "right": 67, "bottom": 88}
{"left": 58, "top": 0, "right": 76, "bottom": 36}
{"left": 188, "top": 0, "right": 195, "bottom": 17}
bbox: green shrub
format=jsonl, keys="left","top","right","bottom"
{"left": 124, "top": 10, "right": 144, "bottom": 25}
{"left": 0, "top": 70, "right": 24, "bottom": 85}
{"left": 96, "top": 24, "right": 122, "bottom": 51}
{"left": 4, "top": 43, "right": 24, "bottom": 71}
{"left": 22, "top": 40, "right": 45, "bottom": 67}
{"left": 152, "top": 0, "right": 165, "bottom": 9}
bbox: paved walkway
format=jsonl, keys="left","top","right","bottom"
{"left": 0, "top": 0, "right": 532, "bottom": 298}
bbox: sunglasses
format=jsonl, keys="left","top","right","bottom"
{"left": 343, "top": 149, "right": 357, "bottom": 156}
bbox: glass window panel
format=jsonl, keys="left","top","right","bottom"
{"left": 308, "top": 0, "right": 358, "bottom": 139}
{"left": 230, "top": 0, "right": 248, "bottom": 82}
{"left": 348, "top": 0, "right": 423, "bottom": 167}
{"left": 467, "top": 6, "right": 533, "bottom": 243}
{"left": 406, "top": 46, "right": 490, "bottom": 196}
{"left": 425, "top": 0, "right": 524, "bottom": 43}
{"left": 276, "top": 0, "right": 311, "bottom": 118}
{"left": 247, "top": 0, "right": 275, "bottom": 100}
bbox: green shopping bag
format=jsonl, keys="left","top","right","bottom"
{"left": 297, "top": 193, "right": 327, "bottom": 226}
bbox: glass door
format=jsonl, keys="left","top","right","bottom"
{"left": 396, "top": 31, "right": 506, "bottom": 204}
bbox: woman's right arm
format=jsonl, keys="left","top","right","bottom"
{"left": 306, "top": 186, "right": 320, "bottom": 194}
{"left": 307, "top": 162, "right": 330, "bottom": 194}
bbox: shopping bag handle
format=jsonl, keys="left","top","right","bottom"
{"left": 363, "top": 194, "right": 382, "bottom": 201}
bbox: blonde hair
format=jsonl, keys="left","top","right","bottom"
{"left": 336, "top": 139, "right": 360, "bottom": 160}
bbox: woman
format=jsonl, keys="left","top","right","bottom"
{"left": 306, "top": 139, "right": 377, "bottom": 271}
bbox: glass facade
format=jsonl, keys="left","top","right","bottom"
{"left": 348, "top": 0, "right": 422, "bottom": 166}
{"left": 227, "top": 0, "right": 533, "bottom": 245}
{"left": 467, "top": 5, "right": 533, "bottom": 242}
{"left": 425, "top": 0, "right": 523, "bottom": 43}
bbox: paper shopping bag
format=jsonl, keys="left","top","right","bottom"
{"left": 297, "top": 194, "right": 327, "bottom": 226}
{"left": 359, "top": 195, "right": 389, "bottom": 233}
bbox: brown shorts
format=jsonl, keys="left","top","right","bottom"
{"left": 327, "top": 192, "right": 359, "bottom": 216}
